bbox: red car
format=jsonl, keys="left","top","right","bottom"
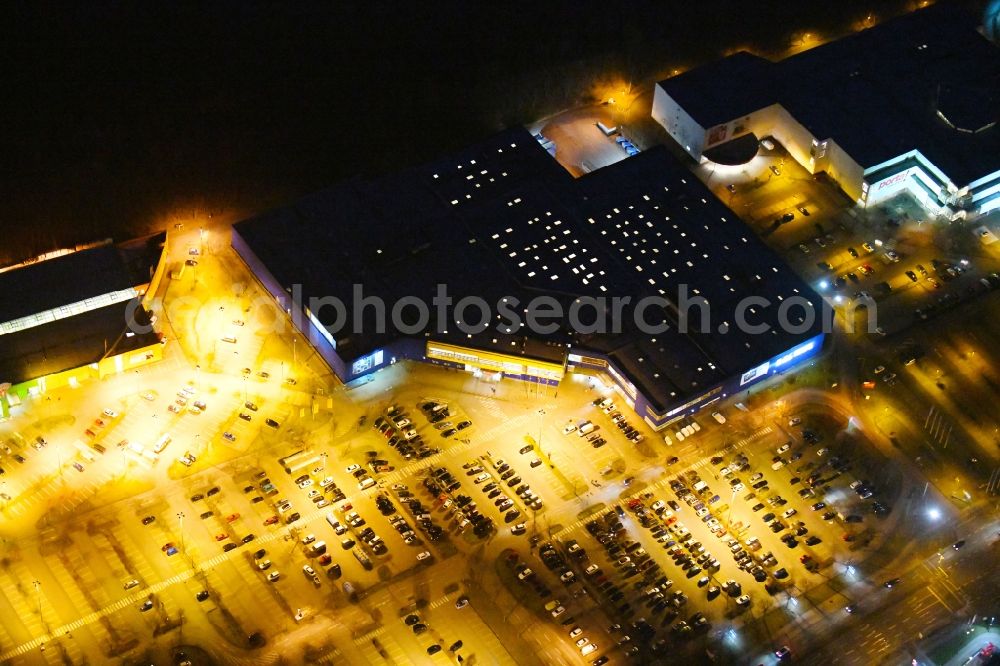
{"left": 161, "top": 542, "right": 175, "bottom": 551}
{"left": 226, "top": 513, "right": 240, "bottom": 523}
{"left": 264, "top": 515, "right": 279, "bottom": 525}
{"left": 215, "top": 533, "right": 229, "bottom": 542}
{"left": 318, "top": 554, "right": 332, "bottom": 565}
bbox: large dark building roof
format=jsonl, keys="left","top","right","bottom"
{"left": 234, "top": 127, "right": 824, "bottom": 412}
{"left": 658, "top": 2, "right": 1000, "bottom": 185}
{"left": 0, "top": 300, "right": 159, "bottom": 385}
{"left": 0, "top": 244, "right": 135, "bottom": 324}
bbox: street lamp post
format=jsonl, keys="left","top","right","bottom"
{"left": 32, "top": 580, "right": 42, "bottom": 617}
{"left": 177, "top": 511, "right": 186, "bottom": 550}
{"left": 727, "top": 488, "right": 738, "bottom": 526}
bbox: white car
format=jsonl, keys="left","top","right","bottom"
{"left": 474, "top": 473, "right": 491, "bottom": 484}
{"left": 817, "top": 448, "right": 829, "bottom": 457}
{"left": 575, "top": 637, "right": 590, "bottom": 648}
{"left": 782, "top": 508, "right": 797, "bottom": 519}
{"left": 776, "top": 444, "right": 790, "bottom": 454}
{"left": 266, "top": 571, "right": 280, "bottom": 582}
{"left": 403, "top": 429, "right": 420, "bottom": 441}
{"left": 416, "top": 551, "right": 432, "bottom": 561}
{"left": 320, "top": 476, "right": 335, "bottom": 488}
{"left": 141, "top": 392, "right": 155, "bottom": 401}
{"left": 307, "top": 489, "right": 320, "bottom": 499}
{"left": 788, "top": 417, "right": 802, "bottom": 427}
{"left": 301, "top": 534, "right": 316, "bottom": 545}
{"left": 569, "top": 626, "right": 583, "bottom": 638}
{"left": 581, "top": 643, "right": 597, "bottom": 656}
{"left": 345, "top": 464, "right": 360, "bottom": 473}
{"left": 393, "top": 418, "right": 412, "bottom": 429}
{"left": 562, "top": 423, "right": 577, "bottom": 435}
{"left": 712, "top": 411, "right": 726, "bottom": 424}
{"left": 736, "top": 594, "right": 751, "bottom": 606}
{"left": 297, "top": 479, "right": 314, "bottom": 489}
{"left": 103, "top": 408, "right": 119, "bottom": 418}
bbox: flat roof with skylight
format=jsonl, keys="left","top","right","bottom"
{"left": 233, "top": 127, "right": 824, "bottom": 419}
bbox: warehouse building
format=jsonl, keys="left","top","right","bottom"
{"left": 233, "top": 128, "right": 825, "bottom": 430}
{"left": 653, "top": 3, "right": 1000, "bottom": 218}
{"left": 0, "top": 234, "right": 167, "bottom": 418}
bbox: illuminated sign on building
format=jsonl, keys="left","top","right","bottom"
{"left": 426, "top": 342, "right": 564, "bottom": 381}
{"left": 351, "top": 349, "right": 384, "bottom": 376}
{"left": 772, "top": 340, "right": 816, "bottom": 369}
{"left": 740, "top": 361, "right": 771, "bottom": 387}
{"left": 874, "top": 169, "right": 913, "bottom": 192}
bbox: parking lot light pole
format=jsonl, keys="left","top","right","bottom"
{"left": 727, "top": 488, "right": 738, "bottom": 526}
{"left": 177, "top": 511, "right": 185, "bottom": 550}
{"left": 32, "top": 580, "right": 41, "bottom": 616}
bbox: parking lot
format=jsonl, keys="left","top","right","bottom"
{"left": 697, "top": 140, "right": 1000, "bottom": 339}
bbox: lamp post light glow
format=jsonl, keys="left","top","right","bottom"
{"left": 32, "top": 580, "right": 42, "bottom": 617}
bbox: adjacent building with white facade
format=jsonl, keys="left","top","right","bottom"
{"left": 653, "top": 3, "right": 1000, "bottom": 219}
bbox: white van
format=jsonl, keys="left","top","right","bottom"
{"left": 153, "top": 434, "right": 172, "bottom": 454}
{"left": 578, "top": 422, "right": 596, "bottom": 436}
{"left": 358, "top": 477, "right": 376, "bottom": 490}
{"left": 309, "top": 541, "right": 327, "bottom": 555}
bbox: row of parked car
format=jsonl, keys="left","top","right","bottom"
{"left": 371, "top": 403, "right": 439, "bottom": 461}
{"left": 394, "top": 479, "right": 452, "bottom": 541}
{"left": 591, "top": 396, "right": 645, "bottom": 444}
